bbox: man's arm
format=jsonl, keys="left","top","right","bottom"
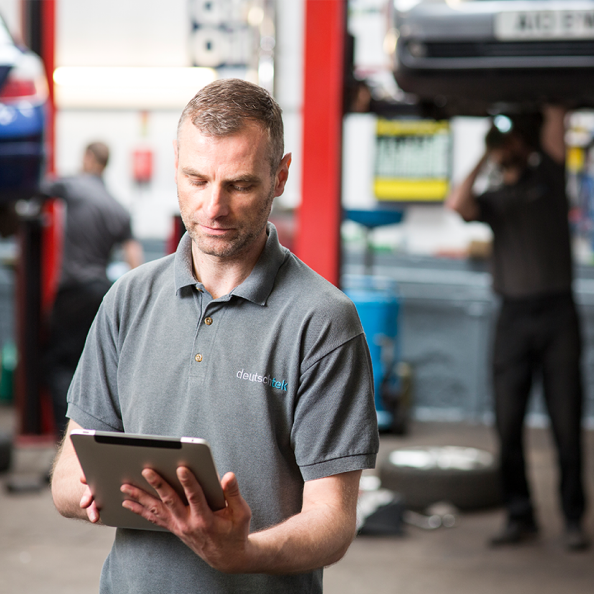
{"left": 52, "top": 415, "right": 361, "bottom": 573}
{"left": 122, "top": 238, "right": 144, "bottom": 269}
{"left": 540, "top": 104, "right": 567, "bottom": 165}
{"left": 121, "top": 466, "right": 362, "bottom": 574}
{"left": 246, "top": 470, "right": 361, "bottom": 573}
{"left": 445, "top": 153, "right": 488, "bottom": 222}
{"left": 51, "top": 419, "right": 101, "bottom": 523}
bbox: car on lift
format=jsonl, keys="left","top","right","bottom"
{"left": 390, "top": 0, "right": 594, "bottom": 117}
{"left": 0, "top": 13, "right": 47, "bottom": 205}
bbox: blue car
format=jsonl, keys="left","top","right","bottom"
{"left": 0, "top": 13, "right": 47, "bottom": 204}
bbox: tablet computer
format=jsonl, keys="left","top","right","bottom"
{"left": 70, "top": 429, "right": 226, "bottom": 532}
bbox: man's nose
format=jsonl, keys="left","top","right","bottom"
{"left": 203, "top": 184, "right": 230, "bottom": 219}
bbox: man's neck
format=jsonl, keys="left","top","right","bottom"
{"left": 190, "top": 235, "right": 266, "bottom": 299}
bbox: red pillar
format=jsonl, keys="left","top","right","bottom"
{"left": 294, "top": 0, "right": 345, "bottom": 286}
{"left": 40, "top": 0, "right": 60, "bottom": 311}
{"left": 41, "top": 0, "right": 56, "bottom": 175}
{"left": 14, "top": 0, "right": 60, "bottom": 441}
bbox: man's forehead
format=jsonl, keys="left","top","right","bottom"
{"left": 178, "top": 118, "right": 267, "bottom": 143}
{"left": 177, "top": 120, "right": 274, "bottom": 175}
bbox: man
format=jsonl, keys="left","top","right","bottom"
{"left": 42, "top": 142, "right": 143, "bottom": 436}
{"left": 51, "top": 79, "right": 379, "bottom": 592}
{"left": 447, "top": 106, "right": 588, "bottom": 550}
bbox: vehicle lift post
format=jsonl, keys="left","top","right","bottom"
{"left": 6, "top": 0, "right": 59, "bottom": 492}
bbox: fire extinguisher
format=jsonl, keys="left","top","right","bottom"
{"left": 132, "top": 148, "right": 153, "bottom": 185}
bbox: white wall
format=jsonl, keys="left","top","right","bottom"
{"left": 56, "top": 0, "right": 191, "bottom": 67}
{"left": 273, "top": 0, "right": 304, "bottom": 210}
{"left": 54, "top": 0, "right": 189, "bottom": 238}
{"left": 0, "top": 0, "right": 20, "bottom": 39}
{"left": 51, "top": 0, "right": 305, "bottom": 238}
{"left": 55, "top": 110, "right": 181, "bottom": 239}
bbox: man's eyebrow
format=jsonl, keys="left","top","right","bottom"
{"left": 181, "top": 167, "right": 204, "bottom": 177}
{"left": 229, "top": 175, "right": 261, "bottom": 184}
{"left": 181, "top": 168, "right": 261, "bottom": 184}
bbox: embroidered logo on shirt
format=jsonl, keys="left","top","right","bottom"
{"left": 236, "top": 369, "right": 288, "bottom": 392}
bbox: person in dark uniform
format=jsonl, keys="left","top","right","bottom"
{"left": 42, "top": 142, "right": 143, "bottom": 436}
{"left": 447, "top": 106, "right": 588, "bottom": 551}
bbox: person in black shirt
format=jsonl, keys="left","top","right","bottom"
{"left": 447, "top": 106, "right": 588, "bottom": 551}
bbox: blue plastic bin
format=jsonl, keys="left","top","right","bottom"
{"left": 342, "top": 275, "right": 400, "bottom": 430}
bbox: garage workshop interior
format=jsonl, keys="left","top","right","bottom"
{"left": 2, "top": 1, "right": 594, "bottom": 593}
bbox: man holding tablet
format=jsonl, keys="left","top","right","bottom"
{"left": 51, "top": 78, "right": 379, "bottom": 593}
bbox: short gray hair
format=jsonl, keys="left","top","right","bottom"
{"left": 178, "top": 78, "right": 284, "bottom": 172}
{"left": 85, "top": 141, "right": 109, "bottom": 169}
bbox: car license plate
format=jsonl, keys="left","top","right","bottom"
{"left": 495, "top": 9, "right": 594, "bottom": 40}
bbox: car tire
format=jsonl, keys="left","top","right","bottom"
{"left": 379, "top": 445, "right": 502, "bottom": 511}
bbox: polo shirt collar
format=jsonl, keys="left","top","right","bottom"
{"left": 174, "top": 222, "right": 288, "bottom": 306}
{"left": 174, "top": 233, "right": 197, "bottom": 293}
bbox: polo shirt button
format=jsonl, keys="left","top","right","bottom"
{"left": 204, "top": 317, "right": 213, "bottom": 326}
{"left": 195, "top": 353, "right": 203, "bottom": 362}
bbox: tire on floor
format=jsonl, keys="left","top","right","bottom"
{"left": 379, "top": 445, "right": 502, "bottom": 511}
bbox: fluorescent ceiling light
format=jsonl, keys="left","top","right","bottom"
{"left": 53, "top": 66, "right": 217, "bottom": 109}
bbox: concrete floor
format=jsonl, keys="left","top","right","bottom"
{"left": 1, "top": 406, "right": 593, "bottom": 594}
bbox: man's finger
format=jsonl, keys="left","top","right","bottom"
{"left": 80, "top": 487, "right": 100, "bottom": 523}
{"left": 86, "top": 502, "right": 100, "bottom": 523}
{"left": 220, "top": 472, "right": 251, "bottom": 522}
{"left": 177, "top": 466, "right": 211, "bottom": 515}
{"left": 141, "top": 469, "right": 184, "bottom": 512}
{"left": 221, "top": 472, "right": 240, "bottom": 499}
{"left": 80, "top": 486, "right": 94, "bottom": 509}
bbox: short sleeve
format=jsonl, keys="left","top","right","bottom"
{"left": 291, "top": 334, "right": 379, "bottom": 481}
{"left": 66, "top": 290, "right": 124, "bottom": 432}
{"left": 116, "top": 216, "right": 134, "bottom": 244}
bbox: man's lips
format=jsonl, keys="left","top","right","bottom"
{"left": 199, "top": 224, "right": 235, "bottom": 236}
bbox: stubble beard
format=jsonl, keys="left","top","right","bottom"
{"left": 178, "top": 186, "right": 275, "bottom": 260}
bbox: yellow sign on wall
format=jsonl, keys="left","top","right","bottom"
{"left": 374, "top": 119, "right": 452, "bottom": 203}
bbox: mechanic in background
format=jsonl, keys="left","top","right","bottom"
{"left": 42, "top": 142, "right": 143, "bottom": 436}
{"left": 447, "top": 106, "right": 588, "bottom": 551}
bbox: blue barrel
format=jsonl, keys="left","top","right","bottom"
{"left": 342, "top": 275, "right": 400, "bottom": 430}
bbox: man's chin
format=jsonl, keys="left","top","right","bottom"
{"left": 194, "top": 236, "right": 243, "bottom": 259}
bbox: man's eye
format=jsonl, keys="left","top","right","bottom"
{"left": 233, "top": 185, "right": 253, "bottom": 192}
{"left": 189, "top": 179, "right": 206, "bottom": 187}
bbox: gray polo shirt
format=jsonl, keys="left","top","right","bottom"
{"left": 42, "top": 174, "right": 133, "bottom": 287}
{"left": 67, "top": 223, "right": 379, "bottom": 594}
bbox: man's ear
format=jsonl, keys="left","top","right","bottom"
{"left": 274, "top": 153, "right": 292, "bottom": 198}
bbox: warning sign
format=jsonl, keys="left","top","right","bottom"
{"left": 374, "top": 119, "right": 451, "bottom": 203}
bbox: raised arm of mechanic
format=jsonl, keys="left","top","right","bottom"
{"left": 541, "top": 104, "right": 568, "bottom": 165}
{"left": 121, "top": 465, "right": 362, "bottom": 575}
{"left": 51, "top": 419, "right": 101, "bottom": 523}
{"left": 446, "top": 152, "right": 489, "bottom": 221}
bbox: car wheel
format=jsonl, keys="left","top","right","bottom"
{"left": 379, "top": 445, "right": 502, "bottom": 511}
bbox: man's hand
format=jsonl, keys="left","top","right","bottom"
{"left": 79, "top": 475, "right": 101, "bottom": 523}
{"left": 52, "top": 419, "right": 105, "bottom": 523}
{"left": 121, "top": 468, "right": 361, "bottom": 575}
{"left": 121, "top": 468, "right": 253, "bottom": 572}
{"left": 445, "top": 152, "right": 488, "bottom": 222}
